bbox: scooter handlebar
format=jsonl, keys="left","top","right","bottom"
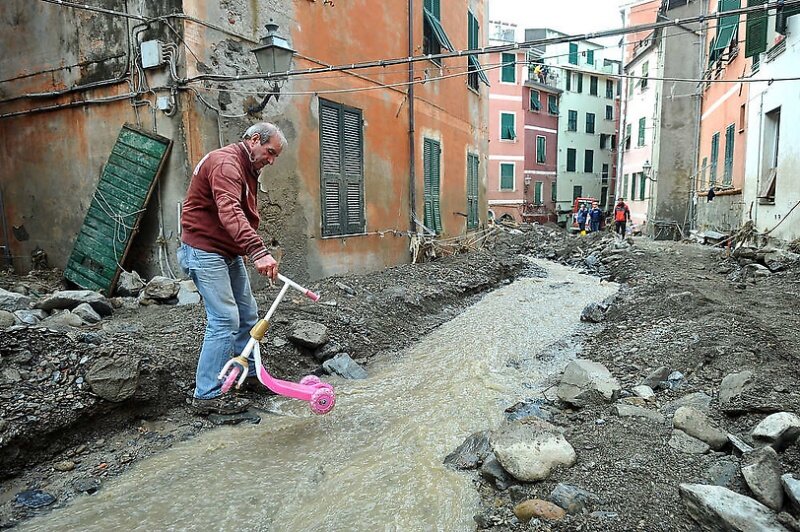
{"left": 276, "top": 274, "right": 320, "bottom": 302}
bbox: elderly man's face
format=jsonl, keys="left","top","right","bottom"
{"left": 247, "top": 134, "right": 283, "bottom": 170}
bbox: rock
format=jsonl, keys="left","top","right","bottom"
{"left": 335, "top": 281, "right": 356, "bottom": 295}
{"left": 0, "top": 310, "right": 14, "bottom": 327}
{"left": 557, "top": 359, "right": 620, "bottom": 407}
{"left": 73, "top": 478, "right": 101, "bottom": 494}
{"left": 208, "top": 410, "right": 261, "bottom": 426}
{"left": 642, "top": 366, "right": 671, "bottom": 389}
{"left": 548, "top": 483, "right": 600, "bottom": 514}
{"left": 742, "top": 446, "right": 784, "bottom": 511}
{"left": 85, "top": 356, "right": 140, "bottom": 402}
{"left": 491, "top": 418, "right": 576, "bottom": 482}
{"left": 706, "top": 460, "right": 740, "bottom": 488}
{"left": 116, "top": 270, "right": 145, "bottom": 296}
{"left": 673, "top": 406, "right": 728, "bottom": 450}
{"left": 669, "top": 429, "right": 711, "bottom": 454}
{"left": 782, "top": 474, "right": 800, "bottom": 512}
{"left": 72, "top": 302, "right": 102, "bottom": 324}
{"left": 288, "top": 320, "right": 329, "bottom": 349}
{"left": 13, "top": 309, "right": 47, "bottom": 325}
{"left": 479, "top": 454, "right": 512, "bottom": 490}
{"left": 36, "top": 290, "right": 113, "bottom": 316}
{"left": 444, "top": 431, "right": 491, "bottom": 470}
{"left": 752, "top": 413, "right": 800, "bottom": 449}
{"left": 729, "top": 433, "right": 755, "bottom": 454}
{"left": 513, "top": 499, "right": 566, "bottom": 522}
{"left": 15, "top": 490, "right": 56, "bottom": 509}
{"left": 763, "top": 250, "right": 800, "bottom": 272}
{"left": 612, "top": 404, "right": 665, "bottom": 424}
{"left": 667, "top": 370, "right": 686, "bottom": 389}
{"left": 2, "top": 367, "right": 22, "bottom": 384}
{"left": 0, "top": 287, "right": 32, "bottom": 312}
{"left": 313, "top": 341, "right": 341, "bottom": 363}
{"left": 142, "top": 276, "right": 180, "bottom": 300}
{"left": 322, "top": 353, "right": 367, "bottom": 380}
{"left": 585, "top": 254, "right": 600, "bottom": 268}
{"left": 176, "top": 280, "right": 201, "bottom": 306}
{"left": 580, "top": 303, "right": 604, "bottom": 323}
{"left": 505, "top": 398, "right": 553, "bottom": 422}
{"left": 39, "top": 310, "right": 84, "bottom": 330}
{"left": 661, "top": 392, "right": 713, "bottom": 417}
{"left": 680, "top": 483, "right": 788, "bottom": 532}
{"left": 778, "top": 512, "right": 800, "bottom": 532}
{"left": 719, "top": 371, "right": 755, "bottom": 407}
{"left": 632, "top": 385, "right": 655, "bottom": 401}
{"left": 54, "top": 460, "right": 76, "bottom": 472}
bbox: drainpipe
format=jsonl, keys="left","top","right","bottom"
{"left": 690, "top": 0, "right": 708, "bottom": 232}
{"left": 408, "top": 0, "right": 418, "bottom": 238}
{"left": 0, "top": 186, "right": 11, "bottom": 268}
{"left": 616, "top": 7, "right": 627, "bottom": 207}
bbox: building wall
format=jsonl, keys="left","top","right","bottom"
{"left": 743, "top": 15, "right": 800, "bottom": 242}
{"left": 0, "top": 0, "right": 489, "bottom": 282}
{"left": 621, "top": 0, "right": 662, "bottom": 63}
{"left": 522, "top": 83, "right": 560, "bottom": 221}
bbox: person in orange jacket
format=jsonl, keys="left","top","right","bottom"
{"left": 613, "top": 197, "right": 631, "bottom": 237}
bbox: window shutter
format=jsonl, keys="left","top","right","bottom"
{"left": 569, "top": 43, "right": 578, "bottom": 64}
{"left": 745, "top": 0, "right": 768, "bottom": 57}
{"left": 530, "top": 90, "right": 541, "bottom": 111}
{"left": 423, "top": 139, "right": 434, "bottom": 231}
{"left": 431, "top": 141, "right": 442, "bottom": 232}
{"left": 566, "top": 72, "right": 571, "bottom": 91}
{"left": 710, "top": 133, "right": 719, "bottom": 184}
{"left": 320, "top": 102, "right": 343, "bottom": 236}
{"left": 576, "top": 73, "right": 583, "bottom": 93}
{"left": 567, "top": 149, "right": 576, "bottom": 172}
{"left": 423, "top": 138, "right": 442, "bottom": 233}
{"left": 467, "top": 154, "right": 479, "bottom": 229}
{"left": 342, "top": 108, "right": 365, "bottom": 234}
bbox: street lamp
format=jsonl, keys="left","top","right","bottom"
{"left": 248, "top": 21, "right": 296, "bottom": 115}
{"left": 642, "top": 159, "right": 652, "bottom": 179}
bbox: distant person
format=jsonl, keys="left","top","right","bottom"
{"left": 614, "top": 197, "right": 631, "bottom": 237}
{"left": 576, "top": 203, "right": 589, "bottom": 234}
{"left": 589, "top": 201, "right": 603, "bottom": 233}
{"left": 707, "top": 186, "right": 716, "bottom": 202}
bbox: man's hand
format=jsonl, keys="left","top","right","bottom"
{"left": 254, "top": 253, "right": 278, "bottom": 280}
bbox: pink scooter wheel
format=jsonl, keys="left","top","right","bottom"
{"left": 310, "top": 387, "right": 336, "bottom": 415}
{"left": 299, "top": 375, "right": 321, "bottom": 386}
{"left": 221, "top": 367, "right": 241, "bottom": 394}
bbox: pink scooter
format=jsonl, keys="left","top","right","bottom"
{"left": 217, "top": 274, "right": 336, "bottom": 415}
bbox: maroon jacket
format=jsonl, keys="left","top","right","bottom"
{"left": 181, "top": 143, "right": 269, "bottom": 261}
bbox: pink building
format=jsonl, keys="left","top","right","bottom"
{"left": 521, "top": 79, "right": 561, "bottom": 223}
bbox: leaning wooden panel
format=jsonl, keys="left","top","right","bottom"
{"left": 64, "top": 124, "right": 172, "bottom": 294}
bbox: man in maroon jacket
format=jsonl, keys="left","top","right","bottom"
{"left": 177, "top": 122, "right": 285, "bottom": 414}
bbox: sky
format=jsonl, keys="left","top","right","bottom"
{"left": 488, "top": 0, "right": 627, "bottom": 48}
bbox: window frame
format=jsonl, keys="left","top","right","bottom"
{"left": 500, "top": 112, "right": 516, "bottom": 141}
{"left": 499, "top": 162, "right": 515, "bottom": 191}
{"left": 566, "top": 148, "right": 577, "bottom": 172}
{"left": 586, "top": 112, "right": 596, "bottom": 134}
{"left": 567, "top": 110, "right": 578, "bottom": 131}
{"left": 638, "top": 117, "right": 646, "bottom": 147}
{"left": 536, "top": 135, "right": 546, "bottom": 164}
{"left": 501, "top": 53, "right": 516, "bottom": 83}
{"left": 584, "top": 149, "right": 594, "bottom": 173}
{"left": 590, "top": 75, "right": 599, "bottom": 96}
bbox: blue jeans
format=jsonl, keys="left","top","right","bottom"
{"left": 590, "top": 220, "right": 600, "bottom": 232}
{"left": 177, "top": 243, "right": 259, "bottom": 399}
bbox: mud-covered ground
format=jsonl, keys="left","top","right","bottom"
{"left": 2, "top": 226, "right": 800, "bottom": 530}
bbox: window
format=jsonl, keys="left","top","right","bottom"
{"left": 625, "top": 123, "right": 632, "bottom": 150}
{"left": 590, "top": 76, "right": 598, "bottom": 96}
{"left": 530, "top": 89, "right": 541, "bottom": 111}
{"left": 319, "top": 99, "right": 365, "bottom": 237}
{"left": 587, "top": 49, "right": 595, "bottom": 65}
{"left": 739, "top": 104, "right": 746, "bottom": 133}
{"left": 700, "top": 157, "right": 707, "bottom": 190}
{"left": 631, "top": 173, "right": 637, "bottom": 199}
{"left": 576, "top": 73, "right": 583, "bottom": 93}
{"left": 723, "top": 123, "right": 735, "bottom": 185}
{"left": 569, "top": 43, "right": 579, "bottom": 64}
{"left": 423, "top": 137, "right": 442, "bottom": 233}
{"left": 622, "top": 174, "right": 629, "bottom": 197}
{"left": 466, "top": 153, "right": 479, "bottom": 229}
{"left": 548, "top": 94, "right": 559, "bottom": 115}
{"left": 500, "top": 112, "right": 516, "bottom": 140}
{"left": 641, "top": 60, "right": 649, "bottom": 90}
{"left": 710, "top": 132, "right": 720, "bottom": 185}
{"left": 567, "top": 110, "right": 578, "bottom": 131}
{"left": 606, "top": 79, "right": 614, "bottom": 99}
{"left": 601, "top": 186, "right": 608, "bottom": 207}
{"left": 551, "top": 181, "right": 557, "bottom": 202}
{"left": 606, "top": 105, "right": 614, "bottom": 120}
{"left": 639, "top": 172, "right": 646, "bottom": 200}
{"left": 501, "top": 53, "right": 516, "bottom": 83}
{"left": 600, "top": 134, "right": 608, "bottom": 150}
{"left": 586, "top": 113, "right": 596, "bottom": 134}
{"left": 536, "top": 135, "right": 546, "bottom": 164}
{"left": 759, "top": 108, "right": 780, "bottom": 202}
{"left": 566, "top": 71, "right": 571, "bottom": 91}
{"left": 573, "top": 185, "right": 583, "bottom": 200}
{"left": 467, "top": 11, "right": 489, "bottom": 90}
{"left": 584, "top": 149, "right": 594, "bottom": 173}
{"left": 611, "top": 134, "right": 617, "bottom": 150}
{"left": 638, "top": 117, "right": 646, "bottom": 146}
{"left": 500, "top": 163, "right": 515, "bottom": 190}
{"left": 566, "top": 148, "right": 577, "bottom": 172}
{"left": 423, "top": 0, "right": 454, "bottom": 60}
{"left": 602, "top": 163, "right": 609, "bottom": 182}
{"left": 534, "top": 181, "right": 544, "bottom": 204}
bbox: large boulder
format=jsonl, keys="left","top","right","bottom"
{"left": 85, "top": 357, "right": 140, "bottom": 402}
{"left": 579, "top": 303, "right": 604, "bottom": 323}
{"left": 490, "top": 418, "right": 576, "bottom": 482}
{"left": 741, "top": 446, "right": 784, "bottom": 511}
{"left": 557, "top": 359, "right": 620, "bottom": 407}
{"left": 0, "top": 310, "right": 15, "bottom": 328}
{"left": 662, "top": 391, "right": 713, "bottom": 417}
{"left": 39, "top": 310, "right": 84, "bottom": 330}
{"left": 719, "top": 371, "right": 754, "bottom": 408}
{"left": 72, "top": 303, "right": 102, "bottom": 324}
{"left": 673, "top": 406, "right": 728, "bottom": 450}
{"left": 679, "top": 483, "right": 788, "bottom": 532}
{"left": 322, "top": 353, "right": 367, "bottom": 380}
{"left": 13, "top": 309, "right": 47, "bottom": 326}
{"left": 752, "top": 413, "right": 800, "bottom": 449}
{"left": 35, "top": 290, "right": 113, "bottom": 316}
{"left": 669, "top": 429, "right": 710, "bottom": 455}
{"left": 782, "top": 474, "right": 800, "bottom": 512}
{"left": 288, "top": 320, "right": 329, "bottom": 349}
{"left": 0, "top": 288, "right": 32, "bottom": 312}
{"left": 142, "top": 276, "right": 180, "bottom": 301}
{"left": 115, "top": 270, "right": 145, "bottom": 297}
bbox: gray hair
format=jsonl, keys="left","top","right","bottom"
{"left": 242, "top": 122, "right": 287, "bottom": 149}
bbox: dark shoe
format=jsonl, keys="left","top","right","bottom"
{"left": 240, "top": 376, "right": 277, "bottom": 396}
{"left": 190, "top": 395, "right": 251, "bottom": 415}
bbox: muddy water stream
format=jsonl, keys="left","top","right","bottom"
{"left": 21, "top": 260, "right": 617, "bottom": 532}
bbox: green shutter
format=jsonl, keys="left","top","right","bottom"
{"left": 566, "top": 71, "right": 571, "bottom": 91}
{"left": 567, "top": 149, "right": 576, "bottom": 172}
{"left": 423, "top": 138, "right": 442, "bottom": 233}
{"left": 724, "top": 124, "right": 735, "bottom": 185}
{"left": 590, "top": 76, "right": 598, "bottom": 96}
{"left": 745, "top": 0, "right": 768, "bottom": 57}
{"left": 537, "top": 136, "right": 546, "bottom": 164}
{"left": 606, "top": 80, "right": 614, "bottom": 98}
{"left": 530, "top": 90, "right": 541, "bottom": 111}
{"left": 534, "top": 182, "right": 543, "bottom": 204}
{"left": 576, "top": 73, "right": 583, "bottom": 93}
{"left": 320, "top": 101, "right": 342, "bottom": 236}
{"left": 586, "top": 113, "right": 595, "bottom": 134}
{"left": 638, "top": 117, "right": 646, "bottom": 146}
{"left": 587, "top": 49, "right": 594, "bottom": 65}
{"left": 568, "top": 110, "right": 577, "bottom": 131}
{"left": 65, "top": 124, "right": 172, "bottom": 294}
{"left": 713, "top": 0, "right": 741, "bottom": 52}
{"left": 500, "top": 163, "right": 514, "bottom": 190}
{"left": 467, "top": 154, "right": 479, "bottom": 229}
{"left": 501, "top": 113, "right": 515, "bottom": 140}
{"left": 342, "top": 108, "right": 365, "bottom": 234}
{"left": 548, "top": 95, "right": 559, "bottom": 115}
{"left": 710, "top": 132, "right": 720, "bottom": 184}
{"left": 501, "top": 53, "right": 516, "bottom": 82}
{"left": 631, "top": 174, "right": 637, "bottom": 199}
{"left": 424, "top": 0, "right": 440, "bottom": 19}
{"left": 640, "top": 172, "right": 646, "bottom": 200}
{"left": 584, "top": 150, "right": 594, "bottom": 173}
{"left": 569, "top": 43, "right": 578, "bottom": 64}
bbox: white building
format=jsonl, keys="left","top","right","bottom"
{"left": 525, "top": 28, "right": 621, "bottom": 220}
{"left": 743, "top": 13, "right": 800, "bottom": 242}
